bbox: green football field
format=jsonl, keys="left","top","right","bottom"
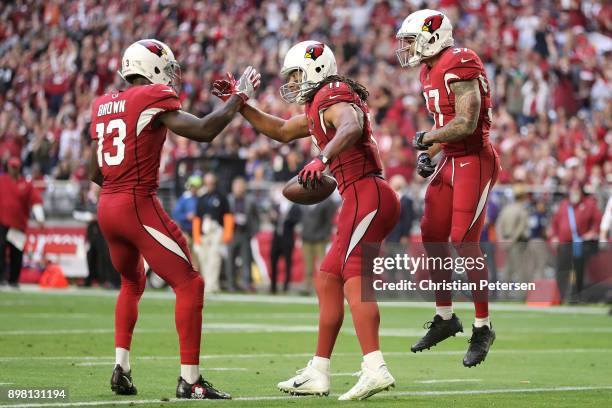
{"left": 1, "top": 288, "right": 611, "bottom": 407}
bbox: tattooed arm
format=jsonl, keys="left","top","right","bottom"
{"left": 422, "top": 79, "right": 481, "bottom": 144}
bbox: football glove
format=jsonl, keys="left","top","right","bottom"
{"left": 298, "top": 156, "right": 327, "bottom": 189}
{"left": 416, "top": 153, "right": 436, "bottom": 178}
{"left": 413, "top": 131, "right": 433, "bottom": 151}
{"left": 212, "top": 66, "right": 261, "bottom": 103}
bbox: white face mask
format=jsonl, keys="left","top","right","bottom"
{"left": 569, "top": 192, "right": 581, "bottom": 205}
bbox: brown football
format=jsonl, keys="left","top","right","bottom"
{"left": 282, "top": 175, "right": 337, "bottom": 205}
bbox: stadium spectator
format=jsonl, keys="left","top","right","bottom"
{"left": 299, "top": 196, "right": 337, "bottom": 295}
{"left": 0, "top": 157, "right": 45, "bottom": 288}
{"left": 172, "top": 174, "right": 203, "bottom": 271}
{"left": 172, "top": 175, "right": 202, "bottom": 235}
{"left": 496, "top": 185, "right": 531, "bottom": 284}
{"left": 194, "top": 172, "right": 230, "bottom": 294}
{"left": 269, "top": 193, "right": 302, "bottom": 294}
{"left": 550, "top": 181, "right": 602, "bottom": 302}
{"left": 225, "top": 177, "right": 259, "bottom": 292}
{"left": 386, "top": 174, "right": 415, "bottom": 244}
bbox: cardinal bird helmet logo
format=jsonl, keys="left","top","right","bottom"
{"left": 422, "top": 14, "right": 444, "bottom": 33}
{"left": 138, "top": 40, "right": 167, "bottom": 57}
{"left": 304, "top": 43, "right": 325, "bottom": 60}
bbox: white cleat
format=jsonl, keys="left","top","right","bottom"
{"left": 277, "top": 359, "right": 330, "bottom": 396}
{"left": 338, "top": 362, "right": 395, "bottom": 400}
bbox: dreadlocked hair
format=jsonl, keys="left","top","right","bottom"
{"left": 304, "top": 75, "right": 369, "bottom": 103}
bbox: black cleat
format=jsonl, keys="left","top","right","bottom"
{"left": 110, "top": 364, "right": 137, "bottom": 395}
{"left": 463, "top": 324, "right": 496, "bottom": 367}
{"left": 176, "top": 375, "right": 231, "bottom": 399}
{"left": 411, "top": 314, "right": 463, "bottom": 353}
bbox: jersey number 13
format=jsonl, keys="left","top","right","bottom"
{"left": 96, "top": 119, "right": 126, "bottom": 167}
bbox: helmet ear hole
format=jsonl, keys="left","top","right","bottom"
{"left": 154, "top": 67, "right": 161, "bottom": 74}
{"left": 429, "top": 36, "right": 436, "bottom": 44}
{"left": 315, "top": 67, "right": 321, "bottom": 73}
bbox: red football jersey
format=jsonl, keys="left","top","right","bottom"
{"left": 90, "top": 84, "right": 181, "bottom": 195}
{"left": 419, "top": 47, "right": 492, "bottom": 157}
{"left": 0, "top": 174, "right": 42, "bottom": 231}
{"left": 304, "top": 81, "right": 383, "bottom": 194}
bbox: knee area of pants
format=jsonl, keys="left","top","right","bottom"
{"left": 450, "top": 239, "right": 481, "bottom": 256}
{"left": 175, "top": 273, "right": 204, "bottom": 295}
{"left": 421, "top": 222, "right": 446, "bottom": 242}
{"left": 121, "top": 277, "right": 146, "bottom": 295}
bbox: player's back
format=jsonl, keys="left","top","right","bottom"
{"left": 90, "top": 84, "right": 181, "bottom": 195}
{"left": 304, "top": 80, "right": 383, "bottom": 194}
{"left": 419, "top": 47, "right": 492, "bottom": 157}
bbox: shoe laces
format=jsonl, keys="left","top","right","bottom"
{"left": 468, "top": 328, "right": 488, "bottom": 347}
{"left": 423, "top": 320, "right": 436, "bottom": 330}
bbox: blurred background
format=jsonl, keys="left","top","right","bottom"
{"left": 0, "top": 0, "right": 610, "bottom": 304}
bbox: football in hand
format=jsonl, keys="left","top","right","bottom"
{"left": 282, "top": 175, "right": 337, "bottom": 205}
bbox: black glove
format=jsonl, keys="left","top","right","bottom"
{"left": 413, "top": 131, "right": 433, "bottom": 151}
{"left": 416, "top": 153, "right": 436, "bottom": 178}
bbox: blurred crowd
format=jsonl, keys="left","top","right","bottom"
{"left": 1, "top": 0, "right": 610, "bottom": 189}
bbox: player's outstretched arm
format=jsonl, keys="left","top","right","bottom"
{"left": 211, "top": 75, "right": 309, "bottom": 143}
{"left": 421, "top": 79, "right": 481, "bottom": 145}
{"left": 158, "top": 96, "right": 244, "bottom": 143}
{"left": 320, "top": 102, "right": 363, "bottom": 160}
{"left": 240, "top": 104, "right": 309, "bottom": 143}
{"left": 160, "top": 66, "right": 261, "bottom": 143}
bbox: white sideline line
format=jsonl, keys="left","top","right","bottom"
{"left": 3, "top": 323, "right": 612, "bottom": 336}
{"left": 1, "top": 385, "right": 611, "bottom": 407}
{"left": 1, "top": 348, "right": 611, "bottom": 363}
{"left": 415, "top": 378, "right": 482, "bottom": 384}
{"left": 7, "top": 286, "right": 607, "bottom": 315}
{"left": 0, "top": 329, "right": 164, "bottom": 336}
{"left": 74, "top": 361, "right": 247, "bottom": 372}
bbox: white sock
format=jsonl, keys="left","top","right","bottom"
{"left": 363, "top": 350, "right": 385, "bottom": 370}
{"left": 115, "top": 347, "right": 130, "bottom": 372}
{"left": 181, "top": 365, "right": 200, "bottom": 384}
{"left": 474, "top": 316, "right": 490, "bottom": 328}
{"left": 311, "top": 356, "right": 330, "bottom": 373}
{"left": 436, "top": 306, "right": 453, "bottom": 320}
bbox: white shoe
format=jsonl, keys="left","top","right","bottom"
{"left": 338, "top": 362, "right": 395, "bottom": 400}
{"left": 277, "top": 359, "right": 330, "bottom": 396}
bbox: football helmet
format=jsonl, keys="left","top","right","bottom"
{"left": 279, "top": 41, "right": 337, "bottom": 105}
{"left": 396, "top": 9, "right": 454, "bottom": 68}
{"left": 119, "top": 39, "right": 181, "bottom": 90}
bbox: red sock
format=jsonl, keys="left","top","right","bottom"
{"left": 344, "top": 276, "right": 380, "bottom": 355}
{"left": 422, "top": 242, "right": 453, "bottom": 306}
{"left": 115, "top": 273, "right": 146, "bottom": 349}
{"left": 474, "top": 302, "right": 489, "bottom": 318}
{"left": 174, "top": 274, "right": 204, "bottom": 364}
{"left": 456, "top": 244, "right": 489, "bottom": 319}
{"left": 315, "top": 271, "right": 344, "bottom": 358}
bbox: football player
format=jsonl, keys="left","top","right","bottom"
{"left": 213, "top": 41, "right": 400, "bottom": 400}
{"left": 89, "top": 39, "right": 260, "bottom": 399}
{"left": 396, "top": 10, "right": 500, "bottom": 367}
